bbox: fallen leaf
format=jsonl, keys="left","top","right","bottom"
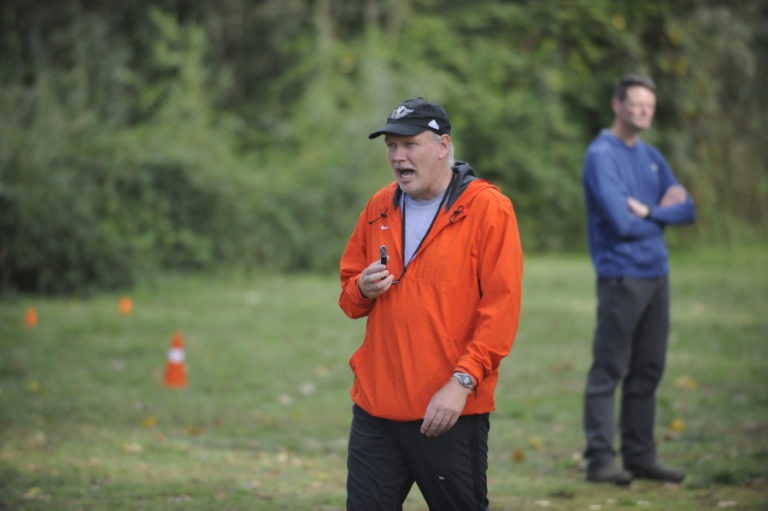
{"left": 23, "top": 487, "right": 43, "bottom": 499}
{"left": 122, "top": 443, "right": 143, "bottom": 453}
{"left": 549, "top": 361, "right": 573, "bottom": 373}
{"left": 530, "top": 435, "right": 543, "bottom": 450}
{"left": 255, "top": 489, "right": 271, "bottom": 500}
{"left": 669, "top": 419, "right": 686, "bottom": 432}
{"left": 299, "top": 381, "right": 316, "bottom": 396}
{"left": 26, "top": 381, "right": 41, "bottom": 393}
{"left": 186, "top": 426, "right": 205, "bottom": 436}
{"left": 29, "top": 431, "right": 46, "bottom": 448}
{"left": 141, "top": 416, "right": 157, "bottom": 428}
{"left": 674, "top": 375, "right": 698, "bottom": 391}
{"left": 168, "top": 495, "right": 193, "bottom": 503}
{"left": 513, "top": 448, "right": 525, "bottom": 462}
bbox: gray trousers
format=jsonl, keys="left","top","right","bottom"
{"left": 583, "top": 276, "right": 669, "bottom": 469}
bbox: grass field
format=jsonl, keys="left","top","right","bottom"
{"left": 1, "top": 248, "right": 766, "bottom": 510}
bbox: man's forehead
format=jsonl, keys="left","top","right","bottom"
{"left": 625, "top": 85, "right": 656, "bottom": 99}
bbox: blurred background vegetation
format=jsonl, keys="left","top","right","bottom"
{"left": 1, "top": 0, "right": 766, "bottom": 294}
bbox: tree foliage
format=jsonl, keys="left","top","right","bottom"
{"left": 1, "top": 0, "right": 766, "bottom": 292}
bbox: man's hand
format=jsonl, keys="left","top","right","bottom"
{"left": 358, "top": 259, "right": 393, "bottom": 299}
{"left": 420, "top": 377, "right": 472, "bottom": 437}
{"left": 628, "top": 184, "right": 689, "bottom": 218}
{"left": 627, "top": 196, "right": 650, "bottom": 218}
{"left": 659, "top": 184, "right": 688, "bottom": 207}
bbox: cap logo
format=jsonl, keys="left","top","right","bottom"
{"left": 428, "top": 119, "right": 439, "bottom": 130}
{"left": 390, "top": 106, "right": 414, "bottom": 120}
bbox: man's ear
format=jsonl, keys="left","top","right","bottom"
{"left": 610, "top": 97, "right": 621, "bottom": 115}
{"left": 439, "top": 134, "right": 451, "bottom": 159}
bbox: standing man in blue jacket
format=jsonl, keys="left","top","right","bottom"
{"left": 581, "top": 74, "right": 696, "bottom": 485}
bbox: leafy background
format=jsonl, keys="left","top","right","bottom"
{"left": 1, "top": 0, "right": 766, "bottom": 293}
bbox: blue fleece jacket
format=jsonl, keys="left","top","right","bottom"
{"left": 582, "top": 130, "right": 696, "bottom": 278}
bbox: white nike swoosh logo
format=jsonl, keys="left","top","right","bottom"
{"left": 380, "top": 225, "right": 390, "bottom": 230}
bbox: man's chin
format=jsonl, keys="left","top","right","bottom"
{"left": 634, "top": 121, "right": 653, "bottom": 131}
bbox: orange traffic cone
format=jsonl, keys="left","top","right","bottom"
{"left": 24, "top": 307, "right": 38, "bottom": 328}
{"left": 118, "top": 296, "right": 133, "bottom": 315}
{"left": 164, "top": 332, "right": 188, "bottom": 388}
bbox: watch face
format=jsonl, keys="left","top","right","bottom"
{"left": 454, "top": 373, "right": 473, "bottom": 388}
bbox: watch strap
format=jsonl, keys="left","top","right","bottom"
{"left": 452, "top": 371, "right": 475, "bottom": 390}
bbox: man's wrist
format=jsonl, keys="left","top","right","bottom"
{"left": 358, "top": 281, "right": 369, "bottom": 299}
{"left": 452, "top": 371, "right": 475, "bottom": 390}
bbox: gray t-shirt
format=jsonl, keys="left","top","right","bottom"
{"left": 402, "top": 193, "right": 443, "bottom": 265}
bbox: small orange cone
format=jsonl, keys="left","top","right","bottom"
{"left": 118, "top": 296, "right": 133, "bottom": 315}
{"left": 24, "top": 307, "right": 38, "bottom": 328}
{"left": 164, "top": 332, "right": 188, "bottom": 388}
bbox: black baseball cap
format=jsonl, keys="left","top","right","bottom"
{"left": 368, "top": 97, "right": 451, "bottom": 139}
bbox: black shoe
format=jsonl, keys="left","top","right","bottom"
{"left": 587, "top": 462, "right": 633, "bottom": 485}
{"left": 625, "top": 460, "right": 686, "bottom": 483}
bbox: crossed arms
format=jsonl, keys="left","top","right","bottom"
{"left": 627, "top": 184, "right": 688, "bottom": 218}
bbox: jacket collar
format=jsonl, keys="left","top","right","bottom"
{"left": 392, "top": 161, "right": 477, "bottom": 213}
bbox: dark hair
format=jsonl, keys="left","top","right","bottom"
{"left": 613, "top": 74, "right": 657, "bottom": 101}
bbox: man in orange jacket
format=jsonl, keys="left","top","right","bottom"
{"left": 339, "top": 97, "right": 523, "bottom": 511}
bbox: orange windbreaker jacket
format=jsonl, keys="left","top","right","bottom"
{"left": 339, "top": 163, "right": 523, "bottom": 421}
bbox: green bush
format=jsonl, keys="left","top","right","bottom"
{"left": 0, "top": 8, "right": 249, "bottom": 293}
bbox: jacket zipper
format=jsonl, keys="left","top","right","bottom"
{"left": 392, "top": 173, "right": 456, "bottom": 284}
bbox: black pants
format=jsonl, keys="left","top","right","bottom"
{"left": 583, "top": 276, "right": 670, "bottom": 470}
{"left": 347, "top": 404, "right": 490, "bottom": 511}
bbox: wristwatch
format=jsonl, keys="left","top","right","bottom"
{"left": 452, "top": 371, "right": 475, "bottom": 390}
